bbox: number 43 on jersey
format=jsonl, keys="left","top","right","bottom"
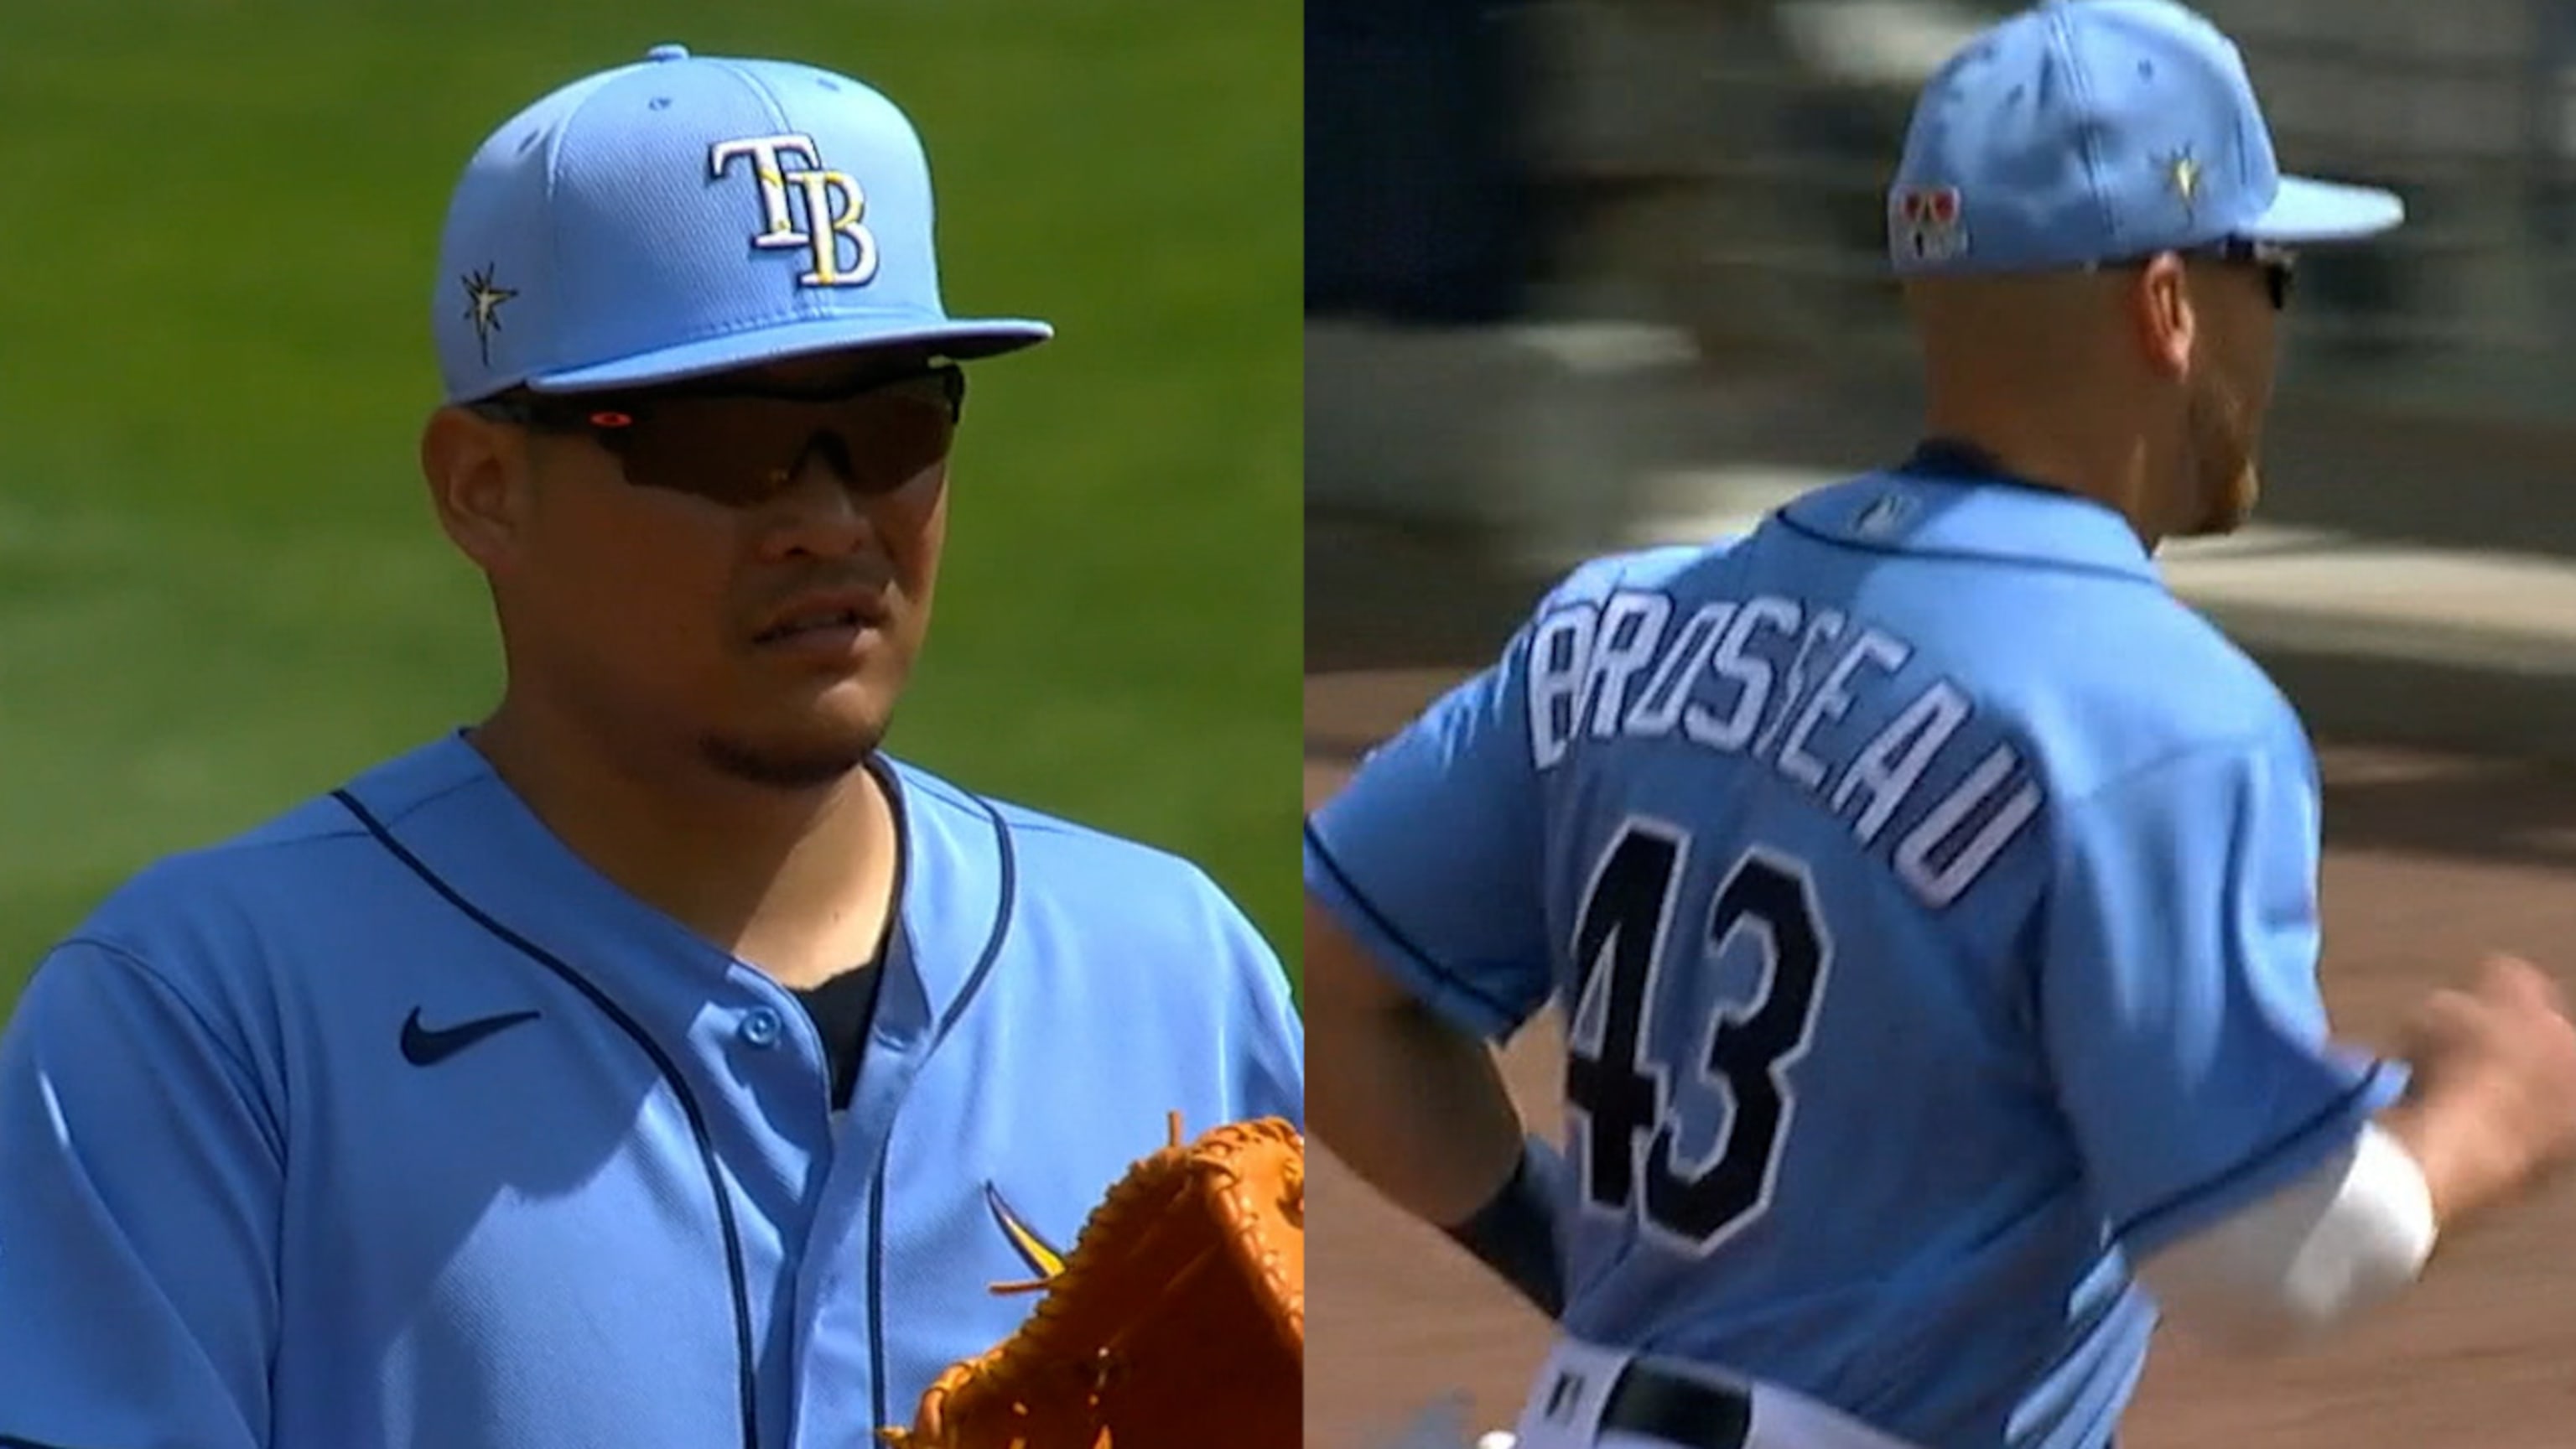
{"left": 1565, "top": 818, "right": 1834, "bottom": 1255}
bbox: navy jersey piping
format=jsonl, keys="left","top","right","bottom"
{"left": 867, "top": 786, "right": 1020, "bottom": 1435}
{"left": 330, "top": 789, "right": 762, "bottom": 1449}
{"left": 50, "top": 934, "right": 289, "bottom": 1165}
{"left": 1304, "top": 821, "right": 1523, "bottom": 1027}
{"left": 1773, "top": 509, "right": 2158, "bottom": 585}
{"left": 2112, "top": 1061, "right": 2392, "bottom": 1249}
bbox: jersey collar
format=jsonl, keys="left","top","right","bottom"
{"left": 355, "top": 733, "right": 935, "bottom": 1003}
{"left": 1774, "top": 439, "right": 2162, "bottom": 583}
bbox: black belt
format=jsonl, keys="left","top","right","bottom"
{"left": 1596, "top": 1361, "right": 1754, "bottom": 1449}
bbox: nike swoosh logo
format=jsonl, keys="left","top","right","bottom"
{"left": 401, "top": 1007, "right": 542, "bottom": 1067}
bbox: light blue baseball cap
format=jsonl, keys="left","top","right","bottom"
{"left": 1886, "top": 0, "right": 2404, "bottom": 274}
{"left": 434, "top": 43, "right": 1052, "bottom": 404}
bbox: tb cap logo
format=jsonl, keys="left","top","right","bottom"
{"left": 711, "top": 132, "right": 881, "bottom": 288}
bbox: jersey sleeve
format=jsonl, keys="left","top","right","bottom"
{"left": 0, "top": 939, "right": 280, "bottom": 1449}
{"left": 1304, "top": 611, "right": 1553, "bottom": 1042}
{"left": 2040, "top": 734, "right": 2402, "bottom": 1261}
{"left": 1203, "top": 877, "right": 1307, "bottom": 1131}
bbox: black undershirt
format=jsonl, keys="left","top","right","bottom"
{"left": 787, "top": 761, "right": 907, "bottom": 1114}
{"left": 1901, "top": 436, "right": 2073, "bottom": 496}
{"left": 792, "top": 953, "right": 885, "bottom": 1113}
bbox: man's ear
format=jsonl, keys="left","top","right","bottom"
{"left": 2129, "top": 252, "right": 2196, "bottom": 381}
{"left": 420, "top": 406, "right": 533, "bottom": 574}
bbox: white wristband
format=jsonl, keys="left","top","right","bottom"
{"left": 2135, "top": 1122, "right": 2438, "bottom": 1350}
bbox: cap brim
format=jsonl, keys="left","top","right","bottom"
{"left": 524, "top": 313, "right": 1054, "bottom": 395}
{"left": 2240, "top": 174, "right": 2405, "bottom": 247}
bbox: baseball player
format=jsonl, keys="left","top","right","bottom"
{"left": 1305, "top": 3, "right": 2576, "bottom": 1447}
{"left": 0, "top": 44, "right": 1302, "bottom": 1449}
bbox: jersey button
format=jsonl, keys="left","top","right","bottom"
{"left": 740, "top": 1007, "right": 783, "bottom": 1049}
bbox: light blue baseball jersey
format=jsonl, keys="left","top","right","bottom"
{"left": 0, "top": 731, "right": 1303, "bottom": 1449}
{"left": 1306, "top": 446, "right": 2399, "bottom": 1449}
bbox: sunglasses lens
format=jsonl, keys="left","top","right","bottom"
{"left": 606, "top": 372, "right": 960, "bottom": 505}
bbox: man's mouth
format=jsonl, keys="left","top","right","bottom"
{"left": 754, "top": 588, "right": 892, "bottom": 646}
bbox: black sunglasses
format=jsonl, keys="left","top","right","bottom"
{"left": 469, "top": 364, "right": 967, "bottom": 506}
{"left": 2098, "top": 236, "right": 2297, "bottom": 311}
{"left": 2193, "top": 236, "right": 2297, "bottom": 311}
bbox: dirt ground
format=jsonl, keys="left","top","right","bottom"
{"left": 1303, "top": 518, "right": 2576, "bottom": 1449}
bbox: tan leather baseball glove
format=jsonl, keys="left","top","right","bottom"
{"left": 880, "top": 1113, "right": 1305, "bottom": 1449}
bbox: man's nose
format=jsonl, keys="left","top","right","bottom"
{"left": 759, "top": 437, "right": 879, "bottom": 558}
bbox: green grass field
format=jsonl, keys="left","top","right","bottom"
{"left": 0, "top": 3, "right": 1301, "bottom": 1018}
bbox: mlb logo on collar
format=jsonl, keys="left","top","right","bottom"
{"left": 1892, "top": 185, "right": 1967, "bottom": 263}
{"left": 1853, "top": 486, "right": 1920, "bottom": 540}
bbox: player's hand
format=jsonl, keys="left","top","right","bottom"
{"left": 2383, "top": 954, "right": 2576, "bottom": 1229}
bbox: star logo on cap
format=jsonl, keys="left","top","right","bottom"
{"left": 459, "top": 263, "right": 519, "bottom": 367}
{"left": 2163, "top": 148, "right": 2203, "bottom": 218}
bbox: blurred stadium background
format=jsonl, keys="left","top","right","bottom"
{"left": 0, "top": 0, "right": 1301, "bottom": 1021}
{"left": 1306, "top": 6, "right": 2576, "bottom": 1446}
{"left": 1309, "top": 0, "right": 2576, "bottom": 725}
